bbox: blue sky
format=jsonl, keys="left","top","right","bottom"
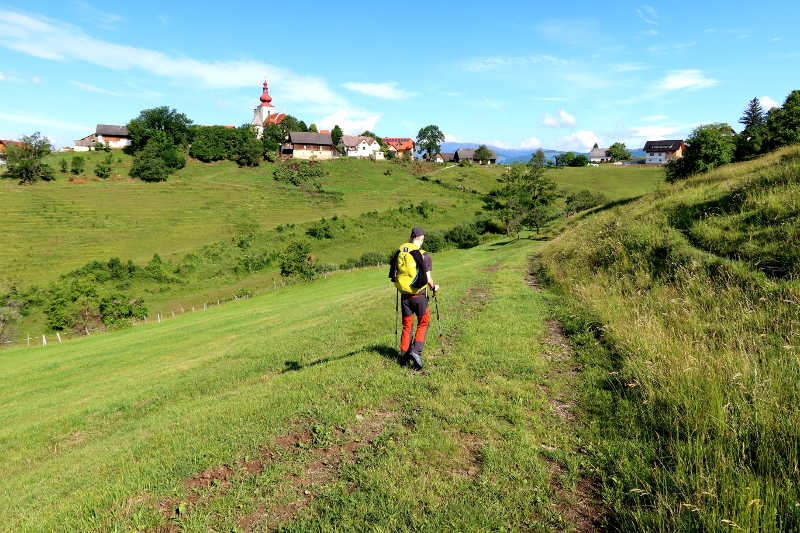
{"left": 0, "top": 1, "right": 798, "bottom": 150}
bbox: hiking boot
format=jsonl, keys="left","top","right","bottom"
{"left": 407, "top": 351, "right": 423, "bottom": 370}
{"left": 399, "top": 350, "right": 411, "bottom": 367}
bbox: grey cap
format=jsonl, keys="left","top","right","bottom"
{"left": 410, "top": 226, "right": 425, "bottom": 239}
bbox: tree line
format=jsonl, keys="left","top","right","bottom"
{"left": 666, "top": 91, "right": 800, "bottom": 181}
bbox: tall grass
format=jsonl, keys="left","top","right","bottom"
{"left": 537, "top": 145, "right": 800, "bottom": 531}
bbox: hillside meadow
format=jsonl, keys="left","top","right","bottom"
{"left": 537, "top": 145, "right": 800, "bottom": 530}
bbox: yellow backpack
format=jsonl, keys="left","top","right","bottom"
{"left": 388, "top": 242, "right": 427, "bottom": 294}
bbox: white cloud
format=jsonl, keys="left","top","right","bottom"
{"left": 656, "top": 69, "right": 718, "bottom": 91}
{"left": 30, "top": 75, "right": 41, "bottom": 83}
{"left": 519, "top": 137, "right": 543, "bottom": 149}
{"left": 445, "top": 134, "right": 462, "bottom": 143}
{"left": 543, "top": 109, "right": 576, "bottom": 128}
{"left": 636, "top": 5, "right": 658, "bottom": 25}
{"left": 70, "top": 80, "right": 123, "bottom": 96}
{"left": 341, "top": 81, "right": 416, "bottom": 100}
{"left": 317, "top": 109, "right": 381, "bottom": 135}
{"left": 0, "top": 10, "right": 345, "bottom": 106}
{"left": 463, "top": 54, "right": 568, "bottom": 72}
{"left": 0, "top": 112, "right": 92, "bottom": 133}
{"left": 612, "top": 62, "right": 647, "bottom": 72}
{"left": 759, "top": 96, "right": 779, "bottom": 110}
{"left": 73, "top": 0, "right": 123, "bottom": 29}
{"left": 642, "top": 114, "right": 669, "bottom": 121}
{"left": 555, "top": 130, "right": 601, "bottom": 152}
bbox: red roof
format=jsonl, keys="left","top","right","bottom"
{"left": 0, "top": 139, "right": 22, "bottom": 152}
{"left": 384, "top": 137, "right": 414, "bottom": 151}
{"left": 265, "top": 113, "right": 286, "bottom": 126}
{"left": 319, "top": 129, "right": 330, "bottom": 134}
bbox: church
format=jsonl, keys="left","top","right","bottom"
{"left": 250, "top": 80, "right": 287, "bottom": 138}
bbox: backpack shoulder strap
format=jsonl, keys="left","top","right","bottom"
{"left": 388, "top": 249, "right": 401, "bottom": 280}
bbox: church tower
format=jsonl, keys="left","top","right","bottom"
{"left": 251, "top": 80, "right": 284, "bottom": 138}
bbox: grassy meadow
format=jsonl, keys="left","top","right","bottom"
{"left": 0, "top": 239, "right": 594, "bottom": 532}
{"left": 1, "top": 153, "right": 471, "bottom": 286}
{"left": 537, "top": 145, "right": 800, "bottom": 530}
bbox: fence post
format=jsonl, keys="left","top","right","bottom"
{"left": 26, "top": 334, "right": 31, "bottom": 347}
{"left": 191, "top": 306, "right": 195, "bottom": 312}
{"left": 171, "top": 310, "right": 175, "bottom": 318}
{"left": 56, "top": 332, "right": 62, "bottom": 343}
{"left": 217, "top": 299, "right": 220, "bottom": 306}
{"left": 180, "top": 306, "right": 184, "bottom": 313}
{"left": 203, "top": 303, "right": 207, "bottom": 311}
{"left": 157, "top": 313, "right": 161, "bottom": 323}
{"left": 42, "top": 335, "right": 47, "bottom": 346}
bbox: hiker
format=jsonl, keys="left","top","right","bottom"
{"left": 389, "top": 226, "right": 440, "bottom": 370}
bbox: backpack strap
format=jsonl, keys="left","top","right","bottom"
{"left": 409, "top": 249, "right": 427, "bottom": 289}
{"left": 388, "top": 249, "right": 401, "bottom": 281}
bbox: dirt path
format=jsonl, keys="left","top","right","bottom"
{"left": 527, "top": 269, "right": 602, "bottom": 532}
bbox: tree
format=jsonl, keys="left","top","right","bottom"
{"left": 763, "top": 90, "right": 800, "bottom": 151}
{"left": 416, "top": 125, "right": 445, "bottom": 161}
{"left": 331, "top": 125, "right": 343, "bottom": 146}
{"left": 665, "top": 123, "right": 736, "bottom": 182}
{"left": 554, "top": 152, "right": 576, "bottom": 167}
{"left": 127, "top": 106, "right": 193, "bottom": 152}
{"left": 230, "top": 125, "right": 262, "bottom": 167}
{"left": 532, "top": 149, "right": 546, "bottom": 166}
{"left": 483, "top": 161, "right": 558, "bottom": 238}
{"left": 308, "top": 123, "right": 318, "bottom": 133}
{"left": 94, "top": 153, "right": 113, "bottom": 179}
{"left": 279, "top": 240, "right": 318, "bottom": 280}
{"left": 59, "top": 159, "right": 68, "bottom": 174}
{"left": 607, "top": 142, "right": 631, "bottom": 162}
{"left": 739, "top": 97, "right": 765, "bottom": 130}
{"left": 569, "top": 154, "right": 589, "bottom": 167}
{"left": 130, "top": 135, "right": 173, "bottom": 182}
{"left": 297, "top": 120, "right": 309, "bottom": 133}
{"left": 1, "top": 132, "right": 54, "bottom": 184}
{"left": 70, "top": 156, "right": 85, "bottom": 175}
{"left": 474, "top": 145, "right": 493, "bottom": 164}
{"left": 189, "top": 126, "right": 236, "bottom": 162}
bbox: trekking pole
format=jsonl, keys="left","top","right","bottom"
{"left": 395, "top": 288, "right": 399, "bottom": 349}
{"left": 433, "top": 290, "right": 444, "bottom": 356}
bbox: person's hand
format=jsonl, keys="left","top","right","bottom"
{"left": 431, "top": 284, "right": 440, "bottom": 293}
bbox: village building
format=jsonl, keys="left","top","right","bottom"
{"left": 425, "top": 152, "right": 455, "bottom": 163}
{"left": 643, "top": 140, "right": 685, "bottom": 164}
{"left": 340, "top": 135, "right": 384, "bottom": 159}
{"left": 384, "top": 138, "right": 415, "bottom": 159}
{"left": 73, "top": 125, "right": 131, "bottom": 151}
{"left": 454, "top": 147, "right": 497, "bottom": 165}
{"left": 589, "top": 144, "right": 610, "bottom": 163}
{"left": 251, "top": 80, "right": 287, "bottom": 138}
{"left": 283, "top": 132, "right": 334, "bottom": 160}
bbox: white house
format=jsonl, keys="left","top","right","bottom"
{"left": 74, "top": 125, "right": 131, "bottom": 151}
{"left": 589, "top": 144, "right": 610, "bottom": 163}
{"left": 643, "top": 140, "right": 685, "bottom": 164}
{"left": 340, "top": 135, "right": 384, "bottom": 159}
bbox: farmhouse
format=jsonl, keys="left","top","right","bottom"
{"left": 426, "top": 152, "right": 455, "bottom": 163}
{"left": 643, "top": 139, "right": 685, "bottom": 164}
{"left": 341, "top": 135, "right": 384, "bottom": 159}
{"left": 283, "top": 132, "right": 334, "bottom": 160}
{"left": 251, "top": 80, "right": 287, "bottom": 138}
{"left": 589, "top": 144, "right": 610, "bottom": 163}
{"left": 384, "top": 137, "right": 415, "bottom": 159}
{"left": 454, "top": 147, "right": 497, "bottom": 165}
{"left": 74, "top": 125, "right": 131, "bottom": 151}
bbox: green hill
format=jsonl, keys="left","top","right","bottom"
{"left": 537, "top": 145, "right": 800, "bottom": 530}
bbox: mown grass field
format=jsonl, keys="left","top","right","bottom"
{"left": 0, "top": 239, "right": 594, "bottom": 532}
{"left": 0, "top": 153, "right": 471, "bottom": 286}
{"left": 537, "top": 145, "right": 800, "bottom": 531}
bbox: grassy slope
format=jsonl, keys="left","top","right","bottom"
{"left": 537, "top": 146, "right": 800, "bottom": 531}
{"left": 430, "top": 162, "right": 664, "bottom": 199}
{"left": 1, "top": 153, "right": 467, "bottom": 286}
{"left": 0, "top": 239, "right": 590, "bottom": 532}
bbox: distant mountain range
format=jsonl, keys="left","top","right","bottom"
{"left": 439, "top": 142, "right": 646, "bottom": 164}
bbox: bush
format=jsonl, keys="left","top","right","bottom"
{"left": 423, "top": 231, "right": 448, "bottom": 252}
{"left": 445, "top": 223, "right": 480, "bottom": 249}
{"left": 98, "top": 294, "right": 147, "bottom": 326}
{"left": 59, "top": 159, "right": 68, "bottom": 174}
{"left": 279, "top": 240, "right": 318, "bottom": 280}
{"left": 1, "top": 132, "right": 54, "bottom": 184}
{"left": 564, "top": 190, "right": 609, "bottom": 215}
{"left": 306, "top": 219, "right": 334, "bottom": 239}
{"left": 231, "top": 125, "right": 263, "bottom": 167}
{"left": 273, "top": 161, "right": 325, "bottom": 190}
{"left": 94, "top": 153, "right": 113, "bottom": 179}
{"left": 70, "top": 155, "right": 85, "bottom": 175}
{"left": 189, "top": 126, "right": 235, "bottom": 162}
{"left": 130, "top": 149, "right": 169, "bottom": 182}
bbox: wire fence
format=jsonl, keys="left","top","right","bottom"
{"left": 0, "top": 275, "right": 306, "bottom": 350}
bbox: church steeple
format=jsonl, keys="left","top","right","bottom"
{"left": 259, "top": 80, "right": 274, "bottom": 107}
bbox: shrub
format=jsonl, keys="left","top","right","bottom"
{"left": 2, "top": 132, "right": 54, "bottom": 184}
{"left": 273, "top": 161, "right": 325, "bottom": 190}
{"left": 445, "top": 223, "right": 480, "bottom": 249}
{"left": 564, "top": 190, "right": 609, "bottom": 216}
{"left": 279, "top": 240, "right": 318, "bottom": 280}
{"left": 98, "top": 294, "right": 147, "bottom": 326}
{"left": 59, "top": 159, "right": 68, "bottom": 174}
{"left": 189, "top": 126, "right": 235, "bottom": 162}
{"left": 306, "top": 219, "right": 334, "bottom": 239}
{"left": 94, "top": 153, "right": 113, "bottom": 179}
{"left": 416, "top": 200, "right": 434, "bottom": 218}
{"left": 70, "top": 155, "right": 85, "bottom": 175}
{"left": 422, "top": 231, "right": 448, "bottom": 252}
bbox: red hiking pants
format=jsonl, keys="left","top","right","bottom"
{"left": 400, "top": 293, "right": 430, "bottom": 354}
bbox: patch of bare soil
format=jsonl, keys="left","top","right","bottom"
{"left": 237, "top": 409, "right": 395, "bottom": 532}
{"left": 446, "top": 429, "right": 483, "bottom": 479}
